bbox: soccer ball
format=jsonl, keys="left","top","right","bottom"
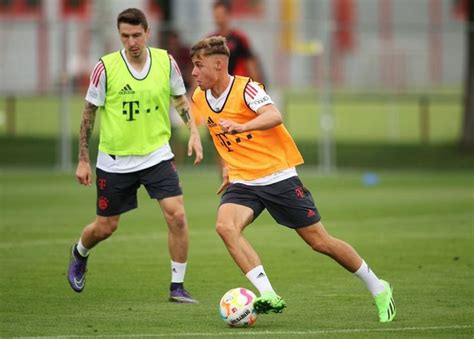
{"left": 219, "top": 287, "right": 257, "bottom": 327}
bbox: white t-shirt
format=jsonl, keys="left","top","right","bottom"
{"left": 85, "top": 49, "right": 186, "bottom": 173}
{"left": 206, "top": 75, "right": 297, "bottom": 185}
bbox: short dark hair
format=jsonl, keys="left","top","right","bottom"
{"left": 190, "top": 36, "right": 230, "bottom": 58}
{"left": 117, "top": 8, "right": 148, "bottom": 30}
{"left": 213, "top": 0, "right": 232, "bottom": 12}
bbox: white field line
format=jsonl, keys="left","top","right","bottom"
{"left": 12, "top": 324, "right": 474, "bottom": 338}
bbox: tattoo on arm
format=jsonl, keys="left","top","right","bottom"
{"left": 172, "top": 95, "right": 191, "bottom": 127}
{"left": 78, "top": 102, "right": 98, "bottom": 162}
{"left": 179, "top": 107, "right": 191, "bottom": 125}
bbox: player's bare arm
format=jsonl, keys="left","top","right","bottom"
{"left": 76, "top": 101, "right": 98, "bottom": 186}
{"left": 219, "top": 104, "right": 282, "bottom": 134}
{"left": 171, "top": 94, "right": 203, "bottom": 165}
{"left": 171, "top": 94, "right": 194, "bottom": 127}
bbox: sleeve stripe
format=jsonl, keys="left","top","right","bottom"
{"left": 90, "top": 63, "right": 103, "bottom": 81}
{"left": 245, "top": 87, "right": 257, "bottom": 97}
{"left": 245, "top": 88, "right": 256, "bottom": 99}
{"left": 92, "top": 64, "right": 104, "bottom": 85}
{"left": 92, "top": 68, "right": 103, "bottom": 87}
{"left": 245, "top": 82, "right": 258, "bottom": 99}
{"left": 92, "top": 64, "right": 105, "bottom": 87}
{"left": 246, "top": 83, "right": 258, "bottom": 94}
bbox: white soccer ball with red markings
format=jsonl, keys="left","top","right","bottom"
{"left": 219, "top": 287, "right": 257, "bottom": 327}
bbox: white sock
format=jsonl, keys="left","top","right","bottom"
{"left": 171, "top": 260, "right": 187, "bottom": 283}
{"left": 245, "top": 265, "right": 275, "bottom": 295}
{"left": 76, "top": 239, "right": 90, "bottom": 257}
{"left": 354, "top": 260, "right": 385, "bottom": 296}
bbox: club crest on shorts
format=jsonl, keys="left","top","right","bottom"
{"left": 98, "top": 196, "right": 109, "bottom": 210}
{"left": 295, "top": 186, "right": 305, "bottom": 199}
{"left": 98, "top": 178, "right": 107, "bottom": 190}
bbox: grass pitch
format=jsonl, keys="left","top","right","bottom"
{"left": 1, "top": 168, "right": 473, "bottom": 337}
{"left": 0, "top": 91, "right": 462, "bottom": 143}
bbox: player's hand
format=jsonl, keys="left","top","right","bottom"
{"left": 76, "top": 160, "right": 92, "bottom": 186}
{"left": 188, "top": 128, "right": 203, "bottom": 165}
{"left": 219, "top": 119, "right": 245, "bottom": 134}
{"left": 216, "top": 166, "right": 230, "bottom": 194}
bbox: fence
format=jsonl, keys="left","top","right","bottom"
{"left": 0, "top": 0, "right": 467, "bottom": 170}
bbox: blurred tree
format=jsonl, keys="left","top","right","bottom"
{"left": 461, "top": 1, "right": 474, "bottom": 148}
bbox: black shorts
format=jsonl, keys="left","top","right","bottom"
{"left": 220, "top": 176, "right": 321, "bottom": 228}
{"left": 95, "top": 159, "right": 182, "bottom": 216}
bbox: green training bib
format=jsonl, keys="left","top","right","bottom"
{"left": 99, "top": 48, "right": 171, "bottom": 155}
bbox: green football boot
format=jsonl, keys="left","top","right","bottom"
{"left": 374, "top": 280, "right": 396, "bottom": 322}
{"left": 253, "top": 291, "right": 287, "bottom": 314}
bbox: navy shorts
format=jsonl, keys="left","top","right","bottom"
{"left": 220, "top": 176, "right": 321, "bottom": 228}
{"left": 95, "top": 159, "right": 182, "bottom": 216}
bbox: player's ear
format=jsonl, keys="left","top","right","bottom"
{"left": 215, "top": 59, "right": 221, "bottom": 70}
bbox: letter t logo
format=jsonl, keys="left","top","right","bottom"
{"left": 122, "top": 101, "right": 140, "bottom": 121}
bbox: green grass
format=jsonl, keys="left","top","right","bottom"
{"left": 2, "top": 136, "right": 473, "bottom": 170}
{"left": 0, "top": 96, "right": 90, "bottom": 138}
{"left": 1, "top": 169, "right": 473, "bottom": 337}
{"left": 285, "top": 101, "right": 461, "bottom": 143}
{"left": 1, "top": 92, "right": 471, "bottom": 171}
{"left": 0, "top": 91, "right": 463, "bottom": 143}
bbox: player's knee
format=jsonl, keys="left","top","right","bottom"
{"left": 215, "top": 220, "right": 238, "bottom": 240}
{"left": 166, "top": 209, "right": 187, "bottom": 231}
{"left": 303, "top": 223, "right": 334, "bottom": 254}
{"left": 95, "top": 217, "right": 119, "bottom": 239}
{"left": 308, "top": 237, "right": 331, "bottom": 254}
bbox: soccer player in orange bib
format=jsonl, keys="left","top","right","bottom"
{"left": 190, "top": 36, "right": 396, "bottom": 322}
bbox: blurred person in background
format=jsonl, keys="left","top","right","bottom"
{"left": 189, "top": 36, "right": 396, "bottom": 322}
{"left": 210, "top": 0, "right": 264, "bottom": 83}
{"left": 162, "top": 29, "right": 198, "bottom": 163}
{"left": 67, "top": 8, "right": 202, "bottom": 304}
{"left": 67, "top": 54, "right": 95, "bottom": 93}
{"left": 163, "top": 29, "right": 196, "bottom": 92}
{"left": 202, "top": 0, "right": 265, "bottom": 170}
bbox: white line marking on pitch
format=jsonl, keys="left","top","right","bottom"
{"left": 13, "top": 324, "right": 474, "bottom": 338}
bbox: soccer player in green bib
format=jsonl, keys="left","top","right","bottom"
{"left": 67, "top": 8, "right": 202, "bottom": 304}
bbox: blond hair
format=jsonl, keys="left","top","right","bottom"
{"left": 190, "top": 36, "right": 230, "bottom": 58}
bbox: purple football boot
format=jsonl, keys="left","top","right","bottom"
{"left": 169, "top": 284, "right": 199, "bottom": 304}
{"left": 67, "top": 244, "right": 88, "bottom": 293}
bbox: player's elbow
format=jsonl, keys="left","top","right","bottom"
{"left": 270, "top": 111, "right": 283, "bottom": 126}
{"left": 274, "top": 113, "right": 283, "bottom": 125}
{"left": 171, "top": 94, "right": 187, "bottom": 107}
